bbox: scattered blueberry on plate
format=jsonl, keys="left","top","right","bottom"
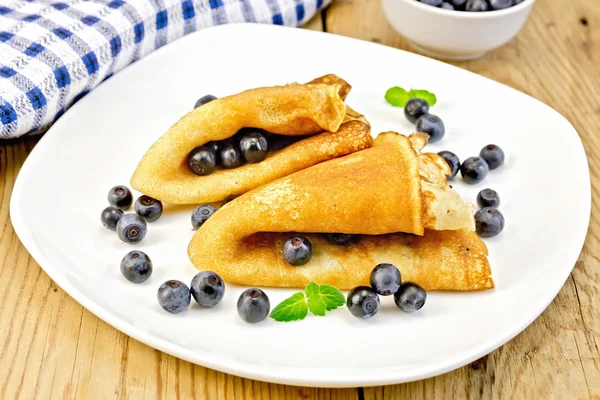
{"left": 108, "top": 185, "right": 133, "bottom": 210}
{"left": 191, "top": 205, "right": 217, "bottom": 230}
{"left": 404, "top": 98, "right": 430, "bottom": 124}
{"left": 120, "top": 250, "right": 153, "bottom": 283}
{"left": 475, "top": 207, "right": 505, "bottom": 237}
{"left": 116, "top": 213, "right": 147, "bottom": 244}
{"left": 437, "top": 150, "right": 460, "bottom": 179}
{"left": 237, "top": 288, "right": 270, "bottom": 323}
{"left": 347, "top": 286, "right": 380, "bottom": 319}
{"left": 460, "top": 156, "right": 489, "bottom": 184}
{"left": 479, "top": 144, "right": 505, "bottom": 170}
{"left": 194, "top": 94, "right": 217, "bottom": 109}
{"left": 157, "top": 280, "right": 191, "bottom": 314}
{"left": 416, "top": 114, "right": 445, "bottom": 143}
{"left": 190, "top": 271, "right": 225, "bottom": 307}
{"left": 325, "top": 233, "right": 360, "bottom": 245}
{"left": 370, "top": 263, "right": 402, "bottom": 296}
{"left": 187, "top": 146, "right": 217, "bottom": 176}
{"left": 477, "top": 188, "right": 501, "bottom": 208}
{"left": 394, "top": 282, "right": 427, "bottom": 313}
{"left": 283, "top": 236, "right": 313, "bottom": 266}
{"left": 101, "top": 206, "right": 124, "bottom": 230}
{"left": 134, "top": 195, "right": 163, "bottom": 222}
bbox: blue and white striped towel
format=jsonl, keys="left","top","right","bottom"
{"left": 0, "top": 0, "right": 329, "bottom": 139}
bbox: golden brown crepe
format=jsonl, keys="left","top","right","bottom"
{"left": 188, "top": 132, "right": 493, "bottom": 291}
{"left": 130, "top": 75, "right": 372, "bottom": 204}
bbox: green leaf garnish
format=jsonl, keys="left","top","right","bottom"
{"left": 269, "top": 292, "right": 308, "bottom": 322}
{"left": 269, "top": 282, "right": 346, "bottom": 321}
{"left": 384, "top": 86, "right": 409, "bottom": 107}
{"left": 385, "top": 86, "right": 437, "bottom": 107}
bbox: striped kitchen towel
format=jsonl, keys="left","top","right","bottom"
{"left": 0, "top": 0, "right": 329, "bottom": 139}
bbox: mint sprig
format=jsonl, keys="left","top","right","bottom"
{"left": 269, "top": 282, "right": 346, "bottom": 322}
{"left": 385, "top": 86, "right": 437, "bottom": 107}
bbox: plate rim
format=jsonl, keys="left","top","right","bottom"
{"left": 9, "top": 23, "right": 592, "bottom": 388}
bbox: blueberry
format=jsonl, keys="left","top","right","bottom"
{"left": 489, "top": 0, "right": 513, "bottom": 9}
{"left": 134, "top": 195, "right": 163, "bottom": 222}
{"left": 347, "top": 286, "right": 380, "bottom": 319}
{"left": 465, "top": 0, "right": 489, "bottom": 11}
{"left": 221, "top": 195, "right": 238, "bottom": 206}
{"left": 107, "top": 185, "right": 133, "bottom": 210}
{"left": 190, "top": 271, "right": 225, "bottom": 307}
{"left": 325, "top": 233, "right": 360, "bottom": 245}
{"left": 514, "top": 0, "right": 523, "bottom": 3}
{"left": 204, "top": 141, "right": 223, "bottom": 164}
{"left": 416, "top": 114, "right": 445, "bottom": 143}
{"left": 157, "top": 280, "right": 191, "bottom": 314}
{"left": 475, "top": 207, "right": 505, "bottom": 237}
{"left": 239, "top": 130, "right": 268, "bottom": 163}
{"left": 116, "top": 213, "right": 147, "bottom": 244}
{"left": 450, "top": 0, "right": 467, "bottom": 6}
{"left": 441, "top": 2, "right": 455, "bottom": 9}
{"left": 370, "top": 263, "right": 402, "bottom": 296}
{"left": 191, "top": 205, "right": 216, "bottom": 230}
{"left": 237, "top": 288, "right": 270, "bottom": 323}
{"left": 437, "top": 150, "right": 460, "bottom": 179}
{"left": 194, "top": 94, "right": 217, "bottom": 109}
{"left": 283, "top": 236, "right": 312, "bottom": 266}
{"left": 101, "top": 206, "right": 124, "bottom": 230}
{"left": 394, "top": 282, "right": 427, "bottom": 312}
{"left": 220, "top": 141, "right": 244, "bottom": 169}
{"left": 268, "top": 135, "right": 302, "bottom": 152}
{"left": 479, "top": 144, "right": 505, "bottom": 170}
{"left": 120, "top": 251, "right": 153, "bottom": 283}
{"left": 187, "top": 146, "right": 216, "bottom": 176}
{"left": 404, "top": 98, "right": 430, "bottom": 124}
{"left": 460, "top": 157, "right": 489, "bottom": 184}
{"left": 477, "top": 188, "right": 500, "bottom": 208}
{"left": 419, "top": 0, "right": 443, "bottom": 6}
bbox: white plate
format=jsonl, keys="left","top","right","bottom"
{"left": 10, "top": 24, "right": 590, "bottom": 387}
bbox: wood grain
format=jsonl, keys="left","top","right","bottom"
{"left": 325, "top": 0, "right": 600, "bottom": 398}
{"left": 1, "top": 0, "right": 599, "bottom": 398}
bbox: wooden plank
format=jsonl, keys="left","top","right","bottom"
{"left": 325, "top": 0, "right": 600, "bottom": 398}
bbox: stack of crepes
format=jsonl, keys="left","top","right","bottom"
{"left": 132, "top": 75, "right": 494, "bottom": 291}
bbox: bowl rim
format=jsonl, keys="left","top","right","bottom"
{"left": 394, "top": 0, "right": 536, "bottom": 19}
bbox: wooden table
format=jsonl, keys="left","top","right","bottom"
{"left": 1, "top": 0, "right": 598, "bottom": 398}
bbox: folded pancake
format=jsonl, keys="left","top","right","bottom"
{"left": 188, "top": 132, "right": 493, "bottom": 291}
{"left": 130, "top": 75, "right": 372, "bottom": 204}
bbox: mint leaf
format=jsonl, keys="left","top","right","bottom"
{"left": 384, "top": 86, "right": 409, "bottom": 107}
{"left": 408, "top": 89, "right": 437, "bottom": 106}
{"left": 318, "top": 284, "right": 346, "bottom": 311}
{"left": 269, "top": 292, "right": 308, "bottom": 322}
{"left": 305, "top": 281, "right": 319, "bottom": 298}
{"left": 307, "top": 296, "right": 327, "bottom": 316}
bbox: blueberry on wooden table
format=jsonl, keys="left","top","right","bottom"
{"left": 347, "top": 286, "right": 380, "bottom": 319}
{"left": 194, "top": 94, "right": 217, "bottom": 109}
{"left": 187, "top": 146, "right": 217, "bottom": 176}
{"left": 107, "top": 185, "right": 133, "bottom": 210}
{"left": 134, "top": 195, "right": 163, "bottom": 222}
{"left": 475, "top": 207, "right": 505, "bottom": 237}
{"left": 190, "top": 271, "right": 225, "bottom": 307}
{"left": 477, "top": 188, "right": 500, "bottom": 208}
{"left": 437, "top": 150, "right": 460, "bottom": 179}
{"left": 157, "top": 280, "right": 191, "bottom": 314}
{"left": 101, "top": 206, "right": 124, "bottom": 230}
{"left": 237, "top": 288, "right": 270, "bottom": 323}
{"left": 120, "top": 251, "right": 153, "bottom": 283}
{"left": 191, "top": 205, "right": 216, "bottom": 230}
{"left": 404, "top": 98, "right": 430, "bottom": 124}
{"left": 416, "top": 113, "right": 445, "bottom": 143}
{"left": 460, "top": 156, "right": 489, "bottom": 184}
{"left": 394, "top": 283, "right": 427, "bottom": 312}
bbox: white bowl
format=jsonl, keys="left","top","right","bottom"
{"left": 381, "top": 0, "right": 536, "bottom": 60}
